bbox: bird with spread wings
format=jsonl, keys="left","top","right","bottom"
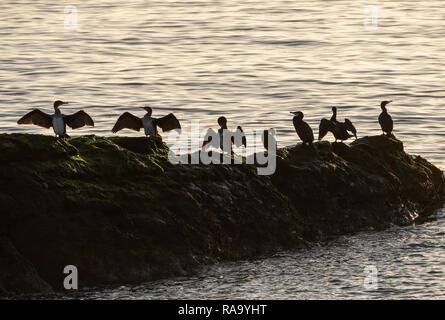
{"left": 17, "top": 100, "right": 94, "bottom": 138}
{"left": 111, "top": 106, "right": 181, "bottom": 136}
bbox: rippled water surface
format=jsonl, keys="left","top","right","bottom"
{"left": 1, "top": 1, "right": 445, "bottom": 167}
{"left": 47, "top": 209, "right": 444, "bottom": 299}
{"left": 2, "top": 1, "right": 444, "bottom": 299}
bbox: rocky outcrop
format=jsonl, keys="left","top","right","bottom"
{"left": 0, "top": 133, "right": 443, "bottom": 296}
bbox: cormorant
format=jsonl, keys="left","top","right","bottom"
{"left": 319, "top": 118, "right": 356, "bottom": 142}
{"left": 202, "top": 116, "right": 246, "bottom": 150}
{"left": 112, "top": 106, "right": 181, "bottom": 136}
{"left": 235, "top": 125, "right": 247, "bottom": 148}
{"left": 290, "top": 111, "right": 314, "bottom": 147}
{"left": 261, "top": 129, "right": 277, "bottom": 151}
{"left": 344, "top": 118, "right": 357, "bottom": 139}
{"left": 318, "top": 118, "right": 336, "bottom": 141}
{"left": 202, "top": 116, "right": 226, "bottom": 149}
{"left": 330, "top": 106, "right": 337, "bottom": 122}
{"left": 331, "top": 107, "right": 357, "bottom": 139}
{"left": 319, "top": 107, "right": 357, "bottom": 142}
{"left": 217, "top": 116, "right": 228, "bottom": 131}
{"left": 17, "top": 100, "right": 94, "bottom": 138}
{"left": 378, "top": 100, "right": 393, "bottom": 136}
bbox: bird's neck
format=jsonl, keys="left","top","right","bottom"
{"left": 54, "top": 108, "right": 61, "bottom": 116}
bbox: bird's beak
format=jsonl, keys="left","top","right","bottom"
{"left": 290, "top": 111, "right": 297, "bottom": 115}
{"left": 62, "top": 102, "right": 69, "bottom": 105}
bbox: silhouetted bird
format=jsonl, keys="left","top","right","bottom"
{"left": 290, "top": 111, "right": 314, "bottom": 147}
{"left": 318, "top": 118, "right": 336, "bottom": 141}
{"left": 235, "top": 125, "right": 247, "bottom": 148}
{"left": 332, "top": 106, "right": 357, "bottom": 139}
{"left": 261, "top": 129, "right": 277, "bottom": 151}
{"left": 112, "top": 106, "right": 181, "bottom": 136}
{"left": 319, "top": 107, "right": 357, "bottom": 142}
{"left": 17, "top": 100, "right": 94, "bottom": 138}
{"left": 378, "top": 100, "right": 393, "bottom": 136}
{"left": 217, "top": 116, "right": 228, "bottom": 130}
{"left": 330, "top": 106, "right": 337, "bottom": 122}
{"left": 202, "top": 116, "right": 246, "bottom": 150}
{"left": 202, "top": 116, "right": 226, "bottom": 149}
{"left": 343, "top": 118, "right": 357, "bottom": 139}
{"left": 319, "top": 118, "right": 356, "bottom": 142}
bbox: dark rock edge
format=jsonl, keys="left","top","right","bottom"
{"left": 0, "top": 133, "right": 443, "bottom": 297}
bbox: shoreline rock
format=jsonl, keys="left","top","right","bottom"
{"left": 0, "top": 133, "right": 443, "bottom": 296}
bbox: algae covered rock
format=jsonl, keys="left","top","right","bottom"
{"left": 272, "top": 136, "right": 444, "bottom": 235}
{"left": 0, "top": 133, "right": 443, "bottom": 296}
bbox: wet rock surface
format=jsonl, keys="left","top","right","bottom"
{"left": 0, "top": 133, "right": 443, "bottom": 295}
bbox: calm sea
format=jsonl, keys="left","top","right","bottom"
{"left": 1, "top": 1, "right": 443, "bottom": 299}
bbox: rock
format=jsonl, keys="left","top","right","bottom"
{"left": 0, "top": 236, "right": 53, "bottom": 295}
{"left": 0, "top": 133, "right": 443, "bottom": 296}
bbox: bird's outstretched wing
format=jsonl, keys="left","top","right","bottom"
{"left": 64, "top": 111, "right": 94, "bottom": 129}
{"left": 318, "top": 118, "right": 334, "bottom": 141}
{"left": 17, "top": 109, "right": 52, "bottom": 128}
{"left": 111, "top": 112, "right": 143, "bottom": 133}
{"left": 345, "top": 120, "right": 357, "bottom": 138}
{"left": 202, "top": 128, "right": 218, "bottom": 148}
{"left": 154, "top": 113, "right": 181, "bottom": 132}
{"left": 233, "top": 126, "right": 246, "bottom": 147}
